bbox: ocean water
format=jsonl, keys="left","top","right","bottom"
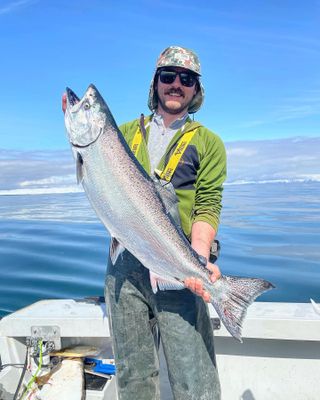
{"left": 0, "top": 181, "right": 319, "bottom": 318}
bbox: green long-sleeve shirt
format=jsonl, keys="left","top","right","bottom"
{"left": 119, "top": 115, "right": 227, "bottom": 238}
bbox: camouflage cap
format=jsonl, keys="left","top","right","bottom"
{"left": 156, "top": 46, "right": 201, "bottom": 75}
{"left": 148, "top": 46, "right": 205, "bottom": 114}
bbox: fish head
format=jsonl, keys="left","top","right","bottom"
{"left": 64, "top": 84, "right": 108, "bottom": 147}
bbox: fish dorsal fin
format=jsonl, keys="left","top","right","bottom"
{"left": 152, "top": 177, "right": 181, "bottom": 226}
{"left": 76, "top": 152, "right": 84, "bottom": 184}
{"left": 109, "top": 237, "right": 125, "bottom": 265}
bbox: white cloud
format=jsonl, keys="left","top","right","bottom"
{"left": 0, "top": 136, "right": 319, "bottom": 193}
{"left": 240, "top": 88, "right": 320, "bottom": 129}
{"left": 225, "top": 136, "right": 320, "bottom": 184}
{"left": 0, "top": 149, "right": 75, "bottom": 190}
{"left": 20, "top": 174, "right": 76, "bottom": 187}
{"left": 296, "top": 173, "right": 320, "bottom": 181}
{"left": 226, "top": 148, "right": 257, "bottom": 157}
{"left": 0, "top": 0, "right": 37, "bottom": 15}
{"left": 0, "top": 186, "right": 82, "bottom": 196}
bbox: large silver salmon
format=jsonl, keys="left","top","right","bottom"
{"left": 64, "top": 84, "right": 274, "bottom": 341}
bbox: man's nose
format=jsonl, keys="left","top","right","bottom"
{"left": 171, "top": 75, "right": 182, "bottom": 87}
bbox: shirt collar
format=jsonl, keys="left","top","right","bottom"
{"left": 152, "top": 112, "right": 189, "bottom": 130}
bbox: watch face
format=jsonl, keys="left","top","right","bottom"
{"left": 210, "top": 240, "right": 220, "bottom": 255}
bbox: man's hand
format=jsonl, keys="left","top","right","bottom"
{"left": 184, "top": 262, "right": 221, "bottom": 303}
{"left": 62, "top": 93, "right": 67, "bottom": 114}
{"left": 186, "top": 220, "right": 221, "bottom": 302}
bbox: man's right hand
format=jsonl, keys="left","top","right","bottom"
{"left": 184, "top": 262, "right": 220, "bottom": 303}
{"left": 62, "top": 93, "right": 67, "bottom": 114}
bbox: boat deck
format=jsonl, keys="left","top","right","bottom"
{"left": 1, "top": 299, "right": 319, "bottom": 399}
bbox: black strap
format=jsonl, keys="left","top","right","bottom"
{"left": 139, "top": 114, "right": 147, "bottom": 140}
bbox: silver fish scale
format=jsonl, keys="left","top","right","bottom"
{"left": 78, "top": 127, "right": 210, "bottom": 283}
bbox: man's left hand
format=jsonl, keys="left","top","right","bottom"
{"left": 184, "top": 262, "right": 221, "bottom": 303}
{"left": 62, "top": 93, "right": 67, "bottom": 114}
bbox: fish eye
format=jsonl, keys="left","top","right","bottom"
{"left": 83, "top": 101, "right": 91, "bottom": 110}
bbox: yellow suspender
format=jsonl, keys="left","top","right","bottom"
{"left": 159, "top": 129, "right": 197, "bottom": 182}
{"left": 131, "top": 126, "right": 197, "bottom": 182}
{"left": 131, "top": 127, "right": 143, "bottom": 157}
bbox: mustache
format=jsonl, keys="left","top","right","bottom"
{"left": 165, "top": 88, "right": 184, "bottom": 96}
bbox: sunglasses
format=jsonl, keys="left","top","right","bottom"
{"left": 158, "top": 69, "right": 198, "bottom": 87}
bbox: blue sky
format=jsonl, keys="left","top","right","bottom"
{"left": 0, "top": 0, "right": 319, "bottom": 150}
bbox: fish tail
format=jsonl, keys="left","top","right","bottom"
{"left": 209, "top": 276, "right": 274, "bottom": 342}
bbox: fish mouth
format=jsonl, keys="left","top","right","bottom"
{"left": 66, "top": 87, "right": 80, "bottom": 107}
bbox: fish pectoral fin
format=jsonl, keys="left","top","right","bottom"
{"left": 109, "top": 237, "right": 125, "bottom": 265}
{"left": 153, "top": 178, "right": 181, "bottom": 226}
{"left": 149, "top": 271, "right": 185, "bottom": 294}
{"left": 76, "top": 152, "right": 84, "bottom": 184}
{"left": 153, "top": 178, "right": 177, "bottom": 207}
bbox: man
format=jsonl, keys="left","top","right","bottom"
{"left": 105, "top": 46, "right": 226, "bottom": 400}
{"left": 63, "top": 45, "right": 226, "bottom": 400}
